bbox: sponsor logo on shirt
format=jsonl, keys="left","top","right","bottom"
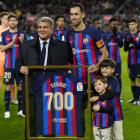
{"left": 77, "top": 82, "right": 83, "bottom": 91}
{"left": 52, "top": 118, "right": 67, "bottom": 123}
{"left": 72, "top": 48, "right": 89, "bottom": 55}
{"left": 50, "top": 82, "right": 66, "bottom": 88}
{"left": 83, "top": 38, "right": 89, "bottom": 44}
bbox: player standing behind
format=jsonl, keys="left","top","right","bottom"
{"left": 67, "top": 3, "right": 108, "bottom": 136}
{"left": 52, "top": 15, "right": 70, "bottom": 41}
{"left": 90, "top": 76, "right": 114, "bottom": 140}
{"left": 0, "top": 12, "right": 18, "bottom": 104}
{"left": 92, "top": 18, "right": 108, "bottom": 61}
{"left": 0, "top": 13, "right": 27, "bottom": 118}
{"left": 124, "top": 18, "right": 140, "bottom": 105}
{"left": 106, "top": 18, "right": 123, "bottom": 101}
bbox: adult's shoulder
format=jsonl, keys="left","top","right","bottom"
{"left": 124, "top": 32, "right": 130, "bottom": 38}
{"left": 1, "top": 29, "right": 9, "bottom": 36}
{"left": 18, "top": 29, "right": 26, "bottom": 34}
{"left": 51, "top": 35, "right": 69, "bottom": 45}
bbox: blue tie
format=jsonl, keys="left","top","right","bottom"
{"left": 42, "top": 42, "right": 47, "bottom": 64}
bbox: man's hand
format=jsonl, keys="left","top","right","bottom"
{"left": 19, "top": 34, "right": 24, "bottom": 43}
{"left": 89, "top": 96, "right": 99, "bottom": 103}
{"left": 93, "top": 104, "right": 100, "bottom": 112}
{"left": 113, "top": 26, "right": 118, "bottom": 37}
{"left": 129, "top": 37, "right": 135, "bottom": 45}
{"left": 20, "top": 66, "right": 29, "bottom": 75}
{"left": 88, "top": 64, "right": 99, "bottom": 73}
{"left": 12, "top": 34, "right": 17, "bottom": 44}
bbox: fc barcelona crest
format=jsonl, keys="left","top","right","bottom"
{"left": 108, "top": 86, "right": 112, "bottom": 91}
{"left": 83, "top": 38, "right": 89, "bottom": 44}
{"left": 136, "top": 37, "right": 139, "bottom": 41}
{"left": 102, "top": 102, "right": 105, "bottom": 106}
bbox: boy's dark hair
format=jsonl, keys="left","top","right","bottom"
{"left": 100, "top": 58, "right": 116, "bottom": 68}
{"left": 93, "top": 75, "right": 107, "bottom": 85}
{"left": 0, "top": 12, "right": 9, "bottom": 18}
{"left": 8, "top": 13, "right": 18, "bottom": 21}
{"left": 109, "top": 18, "right": 118, "bottom": 23}
{"left": 70, "top": 3, "right": 84, "bottom": 13}
{"left": 54, "top": 15, "right": 66, "bottom": 22}
{"left": 92, "top": 18, "right": 100, "bottom": 24}
{"left": 128, "top": 18, "right": 138, "bottom": 24}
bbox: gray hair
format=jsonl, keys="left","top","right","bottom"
{"left": 37, "top": 17, "right": 54, "bottom": 28}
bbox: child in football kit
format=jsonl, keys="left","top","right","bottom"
{"left": 90, "top": 76, "right": 114, "bottom": 140}
{"left": 100, "top": 58, "right": 124, "bottom": 140}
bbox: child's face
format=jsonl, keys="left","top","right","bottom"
{"left": 101, "top": 66, "right": 115, "bottom": 77}
{"left": 94, "top": 80, "right": 107, "bottom": 94}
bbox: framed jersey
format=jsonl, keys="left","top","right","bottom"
{"left": 25, "top": 65, "right": 93, "bottom": 140}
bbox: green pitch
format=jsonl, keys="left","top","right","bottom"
{"left": 0, "top": 48, "right": 140, "bottom": 140}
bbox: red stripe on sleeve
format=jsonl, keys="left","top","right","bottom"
{"left": 114, "top": 96, "right": 122, "bottom": 120}
{"left": 58, "top": 76, "right": 64, "bottom": 135}
{"left": 70, "top": 81, "right": 77, "bottom": 136}
{"left": 46, "top": 77, "right": 52, "bottom": 135}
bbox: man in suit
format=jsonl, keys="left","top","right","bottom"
{"left": 15, "top": 17, "right": 73, "bottom": 139}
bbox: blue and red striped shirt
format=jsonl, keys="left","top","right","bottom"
{"left": 0, "top": 29, "right": 27, "bottom": 68}
{"left": 67, "top": 25, "right": 105, "bottom": 84}
{"left": 52, "top": 27, "right": 70, "bottom": 41}
{"left": 106, "top": 31, "right": 123, "bottom": 63}
{"left": 124, "top": 31, "right": 140, "bottom": 64}
{"left": 92, "top": 97, "right": 114, "bottom": 127}
{"left": 31, "top": 72, "right": 86, "bottom": 136}
{"left": 107, "top": 76, "right": 124, "bottom": 121}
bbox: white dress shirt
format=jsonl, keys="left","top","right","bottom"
{"left": 39, "top": 38, "right": 50, "bottom": 66}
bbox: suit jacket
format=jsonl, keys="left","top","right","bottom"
{"left": 15, "top": 35, "right": 73, "bottom": 114}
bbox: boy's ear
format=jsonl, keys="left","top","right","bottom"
{"left": 112, "top": 68, "right": 115, "bottom": 73}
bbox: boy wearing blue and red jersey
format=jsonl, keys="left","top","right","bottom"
{"left": 91, "top": 76, "right": 114, "bottom": 140}
{"left": 106, "top": 18, "right": 123, "bottom": 98}
{"left": 100, "top": 58, "right": 124, "bottom": 140}
{"left": 52, "top": 15, "right": 70, "bottom": 41}
{"left": 0, "top": 13, "right": 27, "bottom": 118}
{"left": 124, "top": 18, "right": 140, "bottom": 105}
{"left": 92, "top": 18, "right": 108, "bottom": 61}
{"left": 31, "top": 71, "right": 86, "bottom": 137}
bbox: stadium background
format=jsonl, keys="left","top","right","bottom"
{"left": 0, "top": 0, "right": 140, "bottom": 139}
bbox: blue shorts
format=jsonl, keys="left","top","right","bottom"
{"left": 113, "top": 63, "right": 121, "bottom": 77}
{"left": 3, "top": 68, "right": 22, "bottom": 84}
{"left": 128, "top": 64, "right": 140, "bottom": 78}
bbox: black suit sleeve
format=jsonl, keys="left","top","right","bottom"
{"left": 68, "top": 44, "right": 73, "bottom": 64}
{"left": 15, "top": 43, "right": 24, "bottom": 77}
{"left": 99, "top": 106, "right": 114, "bottom": 113}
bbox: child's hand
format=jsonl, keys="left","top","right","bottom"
{"left": 89, "top": 96, "right": 99, "bottom": 103}
{"left": 93, "top": 104, "right": 100, "bottom": 112}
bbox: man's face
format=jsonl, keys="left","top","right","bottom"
{"left": 101, "top": 66, "right": 115, "bottom": 77}
{"left": 128, "top": 22, "right": 138, "bottom": 32}
{"left": 55, "top": 17, "right": 65, "bottom": 29}
{"left": 109, "top": 21, "right": 118, "bottom": 30}
{"left": 1, "top": 15, "right": 9, "bottom": 26}
{"left": 94, "top": 80, "right": 107, "bottom": 94}
{"left": 8, "top": 17, "right": 18, "bottom": 29}
{"left": 70, "top": 7, "right": 85, "bottom": 27}
{"left": 92, "top": 20, "right": 101, "bottom": 30}
{"left": 38, "top": 21, "right": 53, "bottom": 41}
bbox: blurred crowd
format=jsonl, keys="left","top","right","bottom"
{"left": 0, "top": 0, "right": 140, "bottom": 36}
